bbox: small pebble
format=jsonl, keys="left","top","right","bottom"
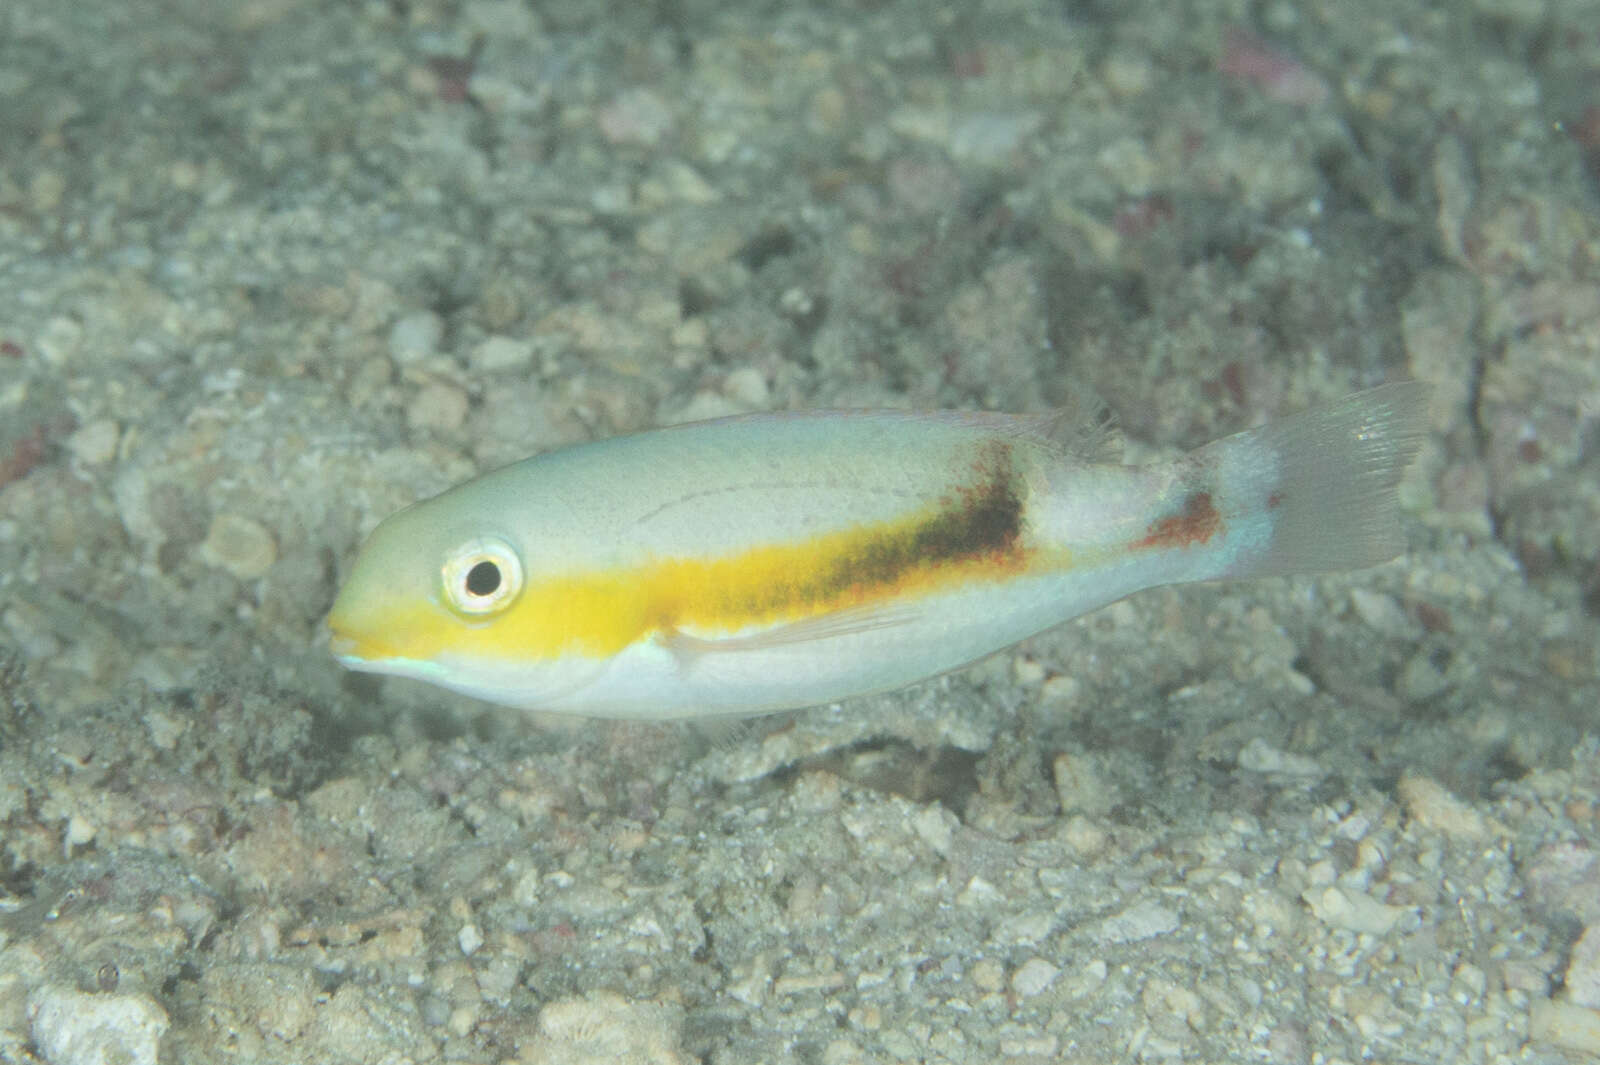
{"left": 846, "top": 1004, "right": 880, "bottom": 1031}
{"left": 641, "top": 160, "right": 720, "bottom": 206}
{"left": 389, "top": 310, "right": 444, "bottom": 366}
{"left": 3, "top": 605, "right": 61, "bottom": 660}
{"left": 36, "top": 315, "right": 85, "bottom": 365}
{"left": 970, "top": 958, "right": 1004, "bottom": 993}
{"left": 591, "top": 183, "right": 632, "bottom": 214}
{"left": 511, "top": 869, "right": 541, "bottom": 908}
{"left": 169, "top": 159, "right": 201, "bottom": 190}
{"left": 1530, "top": 999, "right": 1600, "bottom": 1056}
{"left": 1265, "top": 1021, "right": 1311, "bottom": 1065}
{"left": 526, "top": 989, "right": 689, "bottom": 1062}
{"left": 957, "top": 876, "right": 1003, "bottom": 907}
{"left": 1348, "top": 588, "right": 1413, "bottom": 636}
{"left": 28, "top": 986, "right": 169, "bottom": 1065}
{"left": 1398, "top": 650, "right": 1450, "bottom": 701}
{"left": 1040, "top": 673, "right": 1082, "bottom": 703}
{"left": 1237, "top": 737, "right": 1325, "bottom": 779}
{"left": 67, "top": 419, "right": 119, "bottom": 465}
{"left": 1523, "top": 842, "right": 1600, "bottom": 922}
{"left": 1096, "top": 136, "right": 1158, "bottom": 196}
{"left": 469, "top": 335, "right": 534, "bottom": 373}
{"left": 1063, "top": 957, "right": 1108, "bottom": 996}
{"left": 807, "top": 86, "right": 848, "bottom": 133}
{"left": 597, "top": 87, "right": 674, "bottom": 147}
{"left": 821, "top": 1037, "right": 863, "bottom": 1065}
{"left": 1053, "top": 752, "right": 1113, "bottom": 815}
{"left": 666, "top": 391, "right": 743, "bottom": 425}
{"left": 1398, "top": 771, "right": 1493, "bottom": 840}
{"left": 671, "top": 318, "right": 708, "bottom": 349}
{"left": 720, "top": 366, "right": 770, "bottom": 408}
{"left": 911, "top": 805, "right": 955, "bottom": 856}
{"left": 30, "top": 169, "right": 66, "bottom": 212}
{"left": 1451, "top": 960, "right": 1487, "bottom": 1000}
{"left": 200, "top": 964, "right": 315, "bottom": 1041}
{"left": 1096, "top": 900, "right": 1180, "bottom": 944}
{"left": 1142, "top": 979, "right": 1203, "bottom": 1029}
{"left": 408, "top": 380, "right": 469, "bottom": 433}
{"left": 1011, "top": 958, "right": 1060, "bottom": 997}
{"left": 948, "top": 111, "right": 1043, "bottom": 165}
{"left": 143, "top": 709, "right": 186, "bottom": 750}
{"left": 64, "top": 814, "right": 96, "bottom": 848}
{"left": 886, "top": 157, "right": 963, "bottom": 215}
{"left": 200, "top": 513, "right": 277, "bottom": 580}
{"left": 1302, "top": 884, "right": 1412, "bottom": 935}
{"left": 1011, "top": 655, "right": 1046, "bottom": 686}
{"left": 447, "top": 1004, "right": 478, "bottom": 1039}
{"left": 1565, "top": 925, "right": 1600, "bottom": 1009}
{"left": 1101, "top": 51, "right": 1154, "bottom": 97}
{"left": 790, "top": 770, "right": 843, "bottom": 814}
{"left": 1061, "top": 814, "right": 1109, "bottom": 857}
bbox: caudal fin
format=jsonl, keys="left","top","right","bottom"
{"left": 1217, "top": 382, "right": 1430, "bottom": 577}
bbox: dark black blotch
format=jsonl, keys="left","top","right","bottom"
{"left": 831, "top": 442, "right": 1024, "bottom": 591}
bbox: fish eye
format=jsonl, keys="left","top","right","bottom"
{"left": 442, "top": 537, "right": 523, "bottom": 616}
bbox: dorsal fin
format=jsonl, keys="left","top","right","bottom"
{"left": 1016, "top": 388, "right": 1121, "bottom": 462}
{"left": 948, "top": 387, "right": 1120, "bottom": 462}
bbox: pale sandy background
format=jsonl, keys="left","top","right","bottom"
{"left": 1, "top": 0, "right": 1598, "bottom": 1062}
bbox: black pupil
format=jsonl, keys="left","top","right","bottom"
{"left": 465, "top": 560, "right": 501, "bottom": 597}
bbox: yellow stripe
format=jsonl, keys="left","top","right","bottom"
{"left": 427, "top": 458, "right": 1043, "bottom": 662}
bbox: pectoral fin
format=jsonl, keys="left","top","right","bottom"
{"left": 660, "top": 600, "right": 923, "bottom": 664}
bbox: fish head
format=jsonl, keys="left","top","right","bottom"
{"left": 326, "top": 491, "right": 605, "bottom": 708}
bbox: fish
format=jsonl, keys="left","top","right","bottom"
{"left": 327, "top": 382, "right": 1429, "bottom": 720}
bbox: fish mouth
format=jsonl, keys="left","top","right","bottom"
{"left": 324, "top": 619, "right": 443, "bottom": 679}
{"left": 326, "top": 632, "right": 402, "bottom": 673}
{"left": 325, "top": 619, "right": 379, "bottom": 666}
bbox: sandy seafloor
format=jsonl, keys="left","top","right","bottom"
{"left": 1, "top": 0, "right": 1599, "bottom": 1062}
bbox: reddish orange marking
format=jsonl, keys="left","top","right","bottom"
{"left": 1133, "top": 491, "right": 1222, "bottom": 550}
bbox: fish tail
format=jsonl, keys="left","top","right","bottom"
{"left": 1207, "top": 382, "right": 1431, "bottom": 577}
